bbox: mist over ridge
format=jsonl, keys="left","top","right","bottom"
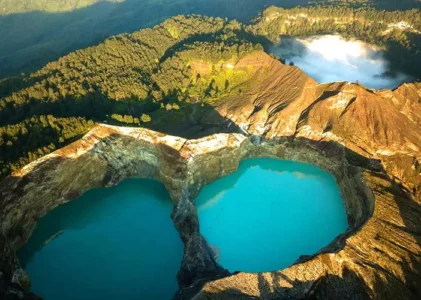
{"left": 270, "top": 35, "right": 411, "bottom": 90}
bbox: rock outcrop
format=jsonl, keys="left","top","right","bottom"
{"left": 0, "top": 53, "right": 420, "bottom": 300}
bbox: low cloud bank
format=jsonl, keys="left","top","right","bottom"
{"left": 270, "top": 35, "right": 410, "bottom": 90}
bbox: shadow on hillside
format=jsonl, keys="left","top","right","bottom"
{"left": 378, "top": 171, "right": 421, "bottom": 298}
{"left": 149, "top": 102, "right": 244, "bottom": 139}
{"left": 196, "top": 266, "right": 371, "bottom": 299}
{"left": 383, "top": 33, "right": 421, "bottom": 82}
{"left": 0, "top": 81, "right": 244, "bottom": 132}
{"left": 0, "top": 74, "right": 50, "bottom": 99}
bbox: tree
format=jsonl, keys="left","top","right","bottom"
{"left": 141, "top": 114, "right": 152, "bottom": 123}
{"left": 225, "top": 79, "right": 230, "bottom": 91}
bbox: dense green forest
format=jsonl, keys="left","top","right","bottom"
{"left": 309, "top": 0, "right": 421, "bottom": 10}
{"left": 0, "top": 116, "right": 94, "bottom": 175}
{"left": 1, "top": 3, "right": 421, "bottom": 179}
{"left": 0, "top": 16, "right": 261, "bottom": 178}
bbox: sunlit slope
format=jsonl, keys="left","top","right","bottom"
{"left": 210, "top": 52, "right": 317, "bottom": 136}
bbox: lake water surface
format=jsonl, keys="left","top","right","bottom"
{"left": 18, "top": 159, "right": 348, "bottom": 299}
{"left": 18, "top": 179, "right": 183, "bottom": 300}
{"left": 196, "top": 158, "right": 348, "bottom": 273}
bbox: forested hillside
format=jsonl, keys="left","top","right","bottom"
{"left": 311, "top": 0, "right": 421, "bottom": 10}
{"left": 0, "top": 16, "right": 262, "bottom": 178}
{"left": 0, "top": 116, "right": 94, "bottom": 173}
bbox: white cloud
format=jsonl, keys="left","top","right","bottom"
{"left": 270, "top": 35, "right": 411, "bottom": 90}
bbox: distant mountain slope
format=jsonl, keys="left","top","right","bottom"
{"left": 0, "top": 0, "right": 122, "bottom": 14}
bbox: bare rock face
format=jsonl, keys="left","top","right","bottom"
{"left": 0, "top": 53, "right": 420, "bottom": 300}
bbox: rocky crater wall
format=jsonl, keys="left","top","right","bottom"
{"left": 0, "top": 124, "right": 393, "bottom": 300}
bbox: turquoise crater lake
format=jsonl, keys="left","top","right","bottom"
{"left": 18, "top": 179, "right": 183, "bottom": 300}
{"left": 196, "top": 158, "right": 348, "bottom": 273}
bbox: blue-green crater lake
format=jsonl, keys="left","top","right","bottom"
{"left": 18, "top": 179, "right": 183, "bottom": 300}
{"left": 196, "top": 158, "right": 348, "bottom": 273}
{"left": 19, "top": 158, "right": 348, "bottom": 299}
